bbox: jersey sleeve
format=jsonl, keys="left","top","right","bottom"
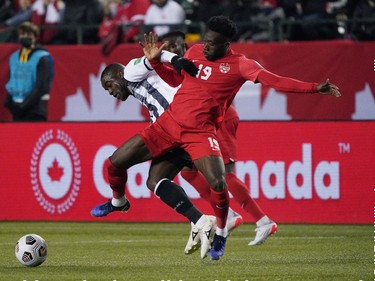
{"left": 239, "top": 56, "right": 318, "bottom": 93}
{"left": 149, "top": 60, "right": 183, "bottom": 87}
{"left": 160, "top": 50, "right": 177, "bottom": 63}
{"left": 124, "top": 56, "right": 152, "bottom": 82}
{"left": 238, "top": 56, "right": 264, "bottom": 82}
{"left": 257, "top": 69, "right": 318, "bottom": 93}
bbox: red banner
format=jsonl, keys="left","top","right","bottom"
{"left": 1, "top": 41, "right": 375, "bottom": 121}
{"left": 0, "top": 121, "right": 373, "bottom": 223}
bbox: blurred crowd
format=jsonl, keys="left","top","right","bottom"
{"left": 0, "top": 0, "right": 374, "bottom": 47}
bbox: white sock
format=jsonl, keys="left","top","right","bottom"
{"left": 111, "top": 197, "right": 127, "bottom": 207}
{"left": 195, "top": 215, "right": 207, "bottom": 228}
{"left": 256, "top": 215, "right": 272, "bottom": 227}
{"left": 216, "top": 227, "right": 228, "bottom": 237}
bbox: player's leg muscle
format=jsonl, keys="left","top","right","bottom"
{"left": 147, "top": 160, "right": 181, "bottom": 191}
{"left": 193, "top": 155, "right": 227, "bottom": 192}
{"left": 110, "top": 134, "right": 152, "bottom": 169}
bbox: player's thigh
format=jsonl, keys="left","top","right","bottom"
{"left": 110, "top": 134, "right": 152, "bottom": 169}
{"left": 147, "top": 159, "right": 181, "bottom": 191}
{"left": 193, "top": 155, "right": 226, "bottom": 192}
{"left": 147, "top": 148, "right": 192, "bottom": 190}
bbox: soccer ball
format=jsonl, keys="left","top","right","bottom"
{"left": 15, "top": 234, "right": 48, "bottom": 267}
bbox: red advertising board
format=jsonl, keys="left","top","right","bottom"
{"left": 0, "top": 121, "right": 373, "bottom": 224}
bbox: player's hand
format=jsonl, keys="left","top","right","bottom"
{"left": 140, "top": 32, "right": 165, "bottom": 62}
{"left": 171, "top": 56, "right": 198, "bottom": 76}
{"left": 317, "top": 79, "right": 341, "bottom": 97}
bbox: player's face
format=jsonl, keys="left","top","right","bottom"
{"left": 101, "top": 74, "right": 131, "bottom": 101}
{"left": 203, "top": 30, "right": 229, "bottom": 61}
{"left": 162, "top": 37, "right": 186, "bottom": 56}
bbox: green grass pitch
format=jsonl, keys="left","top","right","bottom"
{"left": 0, "top": 222, "right": 372, "bottom": 281}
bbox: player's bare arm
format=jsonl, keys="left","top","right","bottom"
{"left": 317, "top": 79, "right": 341, "bottom": 97}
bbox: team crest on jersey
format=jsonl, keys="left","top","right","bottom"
{"left": 30, "top": 129, "right": 81, "bottom": 214}
{"left": 219, "top": 63, "right": 230, "bottom": 73}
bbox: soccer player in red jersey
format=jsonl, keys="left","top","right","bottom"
{"left": 141, "top": 16, "right": 339, "bottom": 260}
{"left": 144, "top": 44, "right": 278, "bottom": 247}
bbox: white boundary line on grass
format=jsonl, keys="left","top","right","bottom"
{"left": 0, "top": 236, "right": 346, "bottom": 246}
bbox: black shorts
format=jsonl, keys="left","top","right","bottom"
{"left": 152, "top": 148, "right": 192, "bottom": 171}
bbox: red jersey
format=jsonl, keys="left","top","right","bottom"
{"left": 167, "top": 44, "right": 262, "bottom": 131}
{"left": 151, "top": 44, "right": 318, "bottom": 132}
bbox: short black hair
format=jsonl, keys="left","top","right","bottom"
{"left": 101, "top": 63, "right": 124, "bottom": 81}
{"left": 206, "top": 16, "right": 238, "bottom": 40}
{"left": 159, "top": 30, "right": 186, "bottom": 41}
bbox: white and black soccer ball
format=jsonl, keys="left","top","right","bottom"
{"left": 15, "top": 234, "right": 48, "bottom": 267}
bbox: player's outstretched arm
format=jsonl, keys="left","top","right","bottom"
{"left": 255, "top": 69, "right": 341, "bottom": 97}
{"left": 317, "top": 79, "right": 341, "bottom": 97}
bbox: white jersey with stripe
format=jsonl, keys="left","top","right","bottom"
{"left": 124, "top": 56, "right": 178, "bottom": 123}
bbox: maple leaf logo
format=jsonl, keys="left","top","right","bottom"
{"left": 62, "top": 64, "right": 144, "bottom": 121}
{"left": 352, "top": 83, "right": 375, "bottom": 119}
{"left": 234, "top": 81, "right": 290, "bottom": 120}
{"left": 47, "top": 158, "right": 64, "bottom": 181}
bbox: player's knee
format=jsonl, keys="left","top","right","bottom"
{"left": 146, "top": 177, "right": 157, "bottom": 192}
{"left": 108, "top": 155, "right": 123, "bottom": 170}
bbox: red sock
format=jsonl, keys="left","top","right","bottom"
{"left": 226, "top": 173, "right": 265, "bottom": 221}
{"left": 180, "top": 170, "right": 211, "bottom": 202}
{"left": 105, "top": 158, "right": 128, "bottom": 199}
{"left": 210, "top": 189, "right": 229, "bottom": 229}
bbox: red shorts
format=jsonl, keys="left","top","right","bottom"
{"left": 139, "top": 110, "right": 222, "bottom": 161}
{"left": 216, "top": 106, "right": 239, "bottom": 164}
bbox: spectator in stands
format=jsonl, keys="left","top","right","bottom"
{"left": 0, "top": 0, "right": 16, "bottom": 24}
{"left": 238, "top": 0, "right": 285, "bottom": 42}
{"left": 31, "top": 0, "right": 65, "bottom": 44}
{"left": 191, "top": 0, "right": 260, "bottom": 41}
{"left": 191, "top": 0, "right": 229, "bottom": 22}
{"left": 326, "top": 0, "right": 348, "bottom": 15}
{"left": 4, "top": 22, "right": 54, "bottom": 121}
{"left": 0, "top": 0, "right": 18, "bottom": 42}
{"left": 5, "top": 0, "right": 32, "bottom": 27}
{"left": 144, "top": 0, "right": 185, "bottom": 36}
{"left": 99, "top": 0, "right": 149, "bottom": 55}
{"left": 58, "top": 0, "right": 103, "bottom": 44}
{"left": 117, "top": 0, "right": 149, "bottom": 42}
{"left": 288, "top": 0, "right": 345, "bottom": 41}
{"left": 350, "top": 0, "right": 375, "bottom": 40}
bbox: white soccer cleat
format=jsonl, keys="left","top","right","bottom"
{"left": 248, "top": 222, "right": 278, "bottom": 246}
{"left": 227, "top": 210, "right": 243, "bottom": 235}
{"left": 199, "top": 215, "right": 217, "bottom": 259}
{"left": 184, "top": 222, "right": 200, "bottom": 255}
